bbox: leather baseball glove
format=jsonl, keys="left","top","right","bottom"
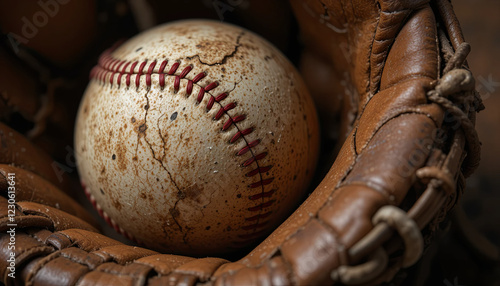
{"left": 0, "top": 0, "right": 483, "bottom": 285}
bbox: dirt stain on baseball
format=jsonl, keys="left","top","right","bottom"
{"left": 138, "top": 123, "right": 147, "bottom": 133}
{"left": 112, "top": 197, "right": 122, "bottom": 211}
{"left": 183, "top": 184, "right": 203, "bottom": 203}
{"left": 114, "top": 144, "right": 128, "bottom": 171}
{"left": 169, "top": 207, "right": 180, "bottom": 219}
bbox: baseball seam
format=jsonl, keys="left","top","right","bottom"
{"left": 82, "top": 182, "right": 140, "bottom": 243}
{"left": 87, "top": 47, "right": 276, "bottom": 243}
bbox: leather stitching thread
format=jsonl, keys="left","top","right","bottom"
{"left": 82, "top": 182, "right": 139, "bottom": 243}
{"left": 87, "top": 48, "right": 277, "bottom": 243}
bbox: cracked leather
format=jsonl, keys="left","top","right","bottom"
{"left": 0, "top": 0, "right": 481, "bottom": 285}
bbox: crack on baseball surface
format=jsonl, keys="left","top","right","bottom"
{"left": 140, "top": 91, "right": 187, "bottom": 237}
{"left": 142, "top": 91, "right": 181, "bottom": 193}
{"left": 183, "top": 233, "right": 190, "bottom": 246}
{"left": 157, "top": 112, "right": 168, "bottom": 162}
{"left": 169, "top": 199, "right": 191, "bottom": 247}
{"left": 186, "top": 32, "right": 245, "bottom": 66}
{"left": 170, "top": 198, "right": 184, "bottom": 232}
{"left": 170, "top": 192, "right": 196, "bottom": 246}
{"left": 228, "top": 76, "right": 244, "bottom": 92}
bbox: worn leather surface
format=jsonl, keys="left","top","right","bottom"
{"left": 0, "top": 0, "right": 481, "bottom": 285}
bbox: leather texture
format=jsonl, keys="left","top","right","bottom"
{"left": 0, "top": 0, "right": 482, "bottom": 285}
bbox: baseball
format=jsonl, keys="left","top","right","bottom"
{"left": 75, "top": 19, "right": 319, "bottom": 256}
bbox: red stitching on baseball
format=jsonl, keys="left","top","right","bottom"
{"left": 248, "top": 200, "right": 275, "bottom": 212}
{"left": 245, "top": 211, "right": 272, "bottom": 221}
{"left": 174, "top": 76, "right": 181, "bottom": 91}
{"left": 159, "top": 60, "right": 168, "bottom": 73}
{"left": 193, "top": 72, "right": 206, "bottom": 83}
{"left": 222, "top": 115, "right": 246, "bottom": 131}
{"left": 230, "top": 127, "right": 253, "bottom": 143}
{"left": 237, "top": 139, "right": 260, "bottom": 155}
{"left": 180, "top": 65, "right": 192, "bottom": 78}
{"left": 213, "top": 102, "right": 236, "bottom": 120}
{"left": 241, "top": 220, "right": 269, "bottom": 230}
{"left": 126, "top": 61, "right": 138, "bottom": 87}
{"left": 198, "top": 82, "right": 219, "bottom": 103}
{"left": 214, "top": 108, "right": 224, "bottom": 120}
{"left": 110, "top": 59, "right": 120, "bottom": 71}
{"left": 159, "top": 74, "right": 166, "bottom": 88}
{"left": 117, "top": 61, "right": 130, "bottom": 85}
{"left": 168, "top": 62, "right": 180, "bottom": 75}
{"left": 207, "top": 97, "right": 215, "bottom": 111}
{"left": 248, "top": 178, "right": 274, "bottom": 188}
{"left": 215, "top": 92, "right": 228, "bottom": 102}
{"left": 136, "top": 61, "right": 147, "bottom": 87}
{"left": 204, "top": 81, "right": 219, "bottom": 91}
{"left": 237, "top": 229, "right": 268, "bottom": 239}
{"left": 249, "top": 189, "right": 275, "bottom": 200}
{"left": 197, "top": 88, "right": 205, "bottom": 103}
{"left": 146, "top": 61, "right": 156, "bottom": 87}
{"left": 115, "top": 61, "right": 124, "bottom": 73}
{"left": 246, "top": 165, "right": 272, "bottom": 177}
{"left": 81, "top": 181, "right": 141, "bottom": 244}
{"left": 109, "top": 71, "right": 115, "bottom": 85}
{"left": 90, "top": 47, "right": 277, "bottom": 243}
{"left": 242, "top": 152, "right": 267, "bottom": 166}
{"left": 186, "top": 80, "right": 193, "bottom": 95}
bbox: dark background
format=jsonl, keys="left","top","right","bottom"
{"left": 435, "top": 0, "right": 500, "bottom": 285}
{"left": 454, "top": 0, "right": 500, "bottom": 247}
{"left": 0, "top": 0, "right": 499, "bottom": 285}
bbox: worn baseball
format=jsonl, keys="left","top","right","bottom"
{"left": 75, "top": 20, "right": 319, "bottom": 256}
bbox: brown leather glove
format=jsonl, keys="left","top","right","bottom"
{"left": 0, "top": 0, "right": 483, "bottom": 285}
